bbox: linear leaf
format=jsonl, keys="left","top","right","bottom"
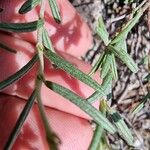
{"left": 45, "top": 80, "right": 116, "bottom": 134}
{"left": 89, "top": 100, "right": 107, "bottom": 150}
{"left": 111, "top": 9, "right": 143, "bottom": 44}
{"left": 44, "top": 50, "right": 105, "bottom": 96}
{"left": 0, "top": 54, "right": 38, "bottom": 90}
{"left": 110, "top": 53, "right": 118, "bottom": 80}
{"left": 115, "top": 39, "right": 127, "bottom": 53}
{"left": 89, "top": 125, "right": 103, "bottom": 150}
{"left": 19, "top": 0, "right": 40, "bottom": 14}
{"left": 0, "top": 42, "right": 17, "bottom": 53}
{"left": 48, "top": 0, "right": 61, "bottom": 23}
{"left": 101, "top": 53, "right": 111, "bottom": 79}
{"left": 42, "top": 28, "right": 55, "bottom": 52}
{"left": 88, "top": 52, "right": 106, "bottom": 76}
{"left": 87, "top": 74, "right": 112, "bottom": 103}
{"left": 0, "top": 19, "right": 44, "bottom": 32}
{"left": 4, "top": 90, "right": 36, "bottom": 150}
{"left": 109, "top": 45, "right": 138, "bottom": 73}
{"left": 132, "top": 92, "right": 150, "bottom": 114}
{"left": 96, "top": 16, "right": 110, "bottom": 45}
{"left": 111, "top": 112, "right": 133, "bottom": 146}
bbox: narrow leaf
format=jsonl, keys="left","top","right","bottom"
{"left": 44, "top": 50, "right": 105, "bottom": 96}
{"left": 0, "top": 54, "right": 38, "bottom": 90}
{"left": 89, "top": 100, "right": 107, "bottom": 150}
{"left": 0, "top": 19, "right": 44, "bottom": 32}
{"left": 0, "top": 42, "right": 17, "bottom": 53}
{"left": 132, "top": 92, "right": 150, "bottom": 114}
{"left": 45, "top": 80, "right": 116, "bottom": 134}
{"left": 88, "top": 52, "right": 106, "bottom": 76}
{"left": 89, "top": 125, "right": 103, "bottom": 150}
{"left": 42, "top": 28, "right": 55, "bottom": 52}
{"left": 101, "top": 53, "right": 111, "bottom": 79}
{"left": 4, "top": 90, "right": 36, "bottom": 150}
{"left": 87, "top": 74, "right": 112, "bottom": 103}
{"left": 115, "top": 39, "right": 127, "bottom": 53}
{"left": 111, "top": 9, "right": 143, "bottom": 44}
{"left": 48, "top": 0, "right": 61, "bottom": 23}
{"left": 111, "top": 112, "right": 133, "bottom": 146}
{"left": 110, "top": 53, "right": 118, "bottom": 80}
{"left": 109, "top": 45, "right": 138, "bottom": 73}
{"left": 96, "top": 16, "right": 110, "bottom": 45}
{"left": 19, "top": 0, "right": 40, "bottom": 14}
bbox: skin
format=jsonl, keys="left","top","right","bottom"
{"left": 0, "top": 0, "right": 101, "bottom": 149}
{"left": 0, "top": 0, "right": 93, "bottom": 58}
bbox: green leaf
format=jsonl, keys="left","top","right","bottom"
{"left": 111, "top": 112, "right": 134, "bottom": 146}
{"left": 88, "top": 52, "right": 106, "bottom": 76}
{"left": 45, "top": 80, "right": 116, "bottom": 134}
{"left": 89, "top": 125, "right": 103, "bottom": 150}
{"left": 115, "top": 39, "right": 127, "bottom": 53}
{"left": 132, "top": 92, "right": 150, "bottom": 114}
{"left": 96, "top": 16, "right": 110, "bottom": 45}
{"left": 4, "top": 90, "right": 36, "bottom": 150}
{"left": 48, "top": 0, "right": 61, "bottom": 23}
{"left": 89, "top": 100, "right": 107, "bottom": 150}
{"left": 0, "top": 54, "right": 38, "bottom": 90}
{"left": 111, "top": 9, "right": 143, "bottom": 44}
{"left": 0, "top": 19, "right": 44, "bottom": 32}
{"left": 0, "top": 42, "right": 17, "bottom": 53}
{"left": 44, "top": 50, "right": 105, "bottom": 96}
{"left": 110, "top": 53, "right": 118, "bottom": 80}
{"left": 19, "top": 0, "right": 40, "bottom": 14}
{"left": 42, "top": 28, "right": 55, "bottom": 52}
{"left": 109, "top": 45, "right": 138, "bottom": 73}
{"left": 101, "top": 73, "right": 112, "bottom": 92}
{"left": 87, "top": 74, "right": 112, "bottom": 103}
{"left": 101, "top": 53, "right": 111, "bottom": 79}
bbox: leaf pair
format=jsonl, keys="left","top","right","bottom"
{"left": 19, "top": 0, "right": 61, "bottom": 23}
{"left": 44, "top": 50, "right": 105, "bottom": 96}
{"left": 108, "top": 45, "right": 138, "bottom": 73}
{"left": 87, "top": 73, "right": 112, "bottom": 103}
{"left": 96, "top": 10, "right": 141, "bottom": 77}
{"left": 44, "top": 80, "right": 116, "bottom": 134}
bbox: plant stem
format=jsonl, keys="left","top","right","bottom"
{"left": 35, "top": 77, "right": 60, "bottom": 150}
{"left": 35, "top": 0, "right": 60, "bottom": 149}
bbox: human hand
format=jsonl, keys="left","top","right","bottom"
{"left": 0, "top": 0, "right": 101, "bottom": 149}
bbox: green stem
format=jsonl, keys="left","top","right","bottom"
{"left": 35, "top": 77, "right": 60, "bottom": 150}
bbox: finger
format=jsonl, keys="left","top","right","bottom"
{"left": 0, "top": 0, "right": 92, "bottom": 58}
{"left": 0, "top": 33, "right": 101, "bottom": 119}
{"left": 0, "top": 94, "right": 93, "bottom": 150}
